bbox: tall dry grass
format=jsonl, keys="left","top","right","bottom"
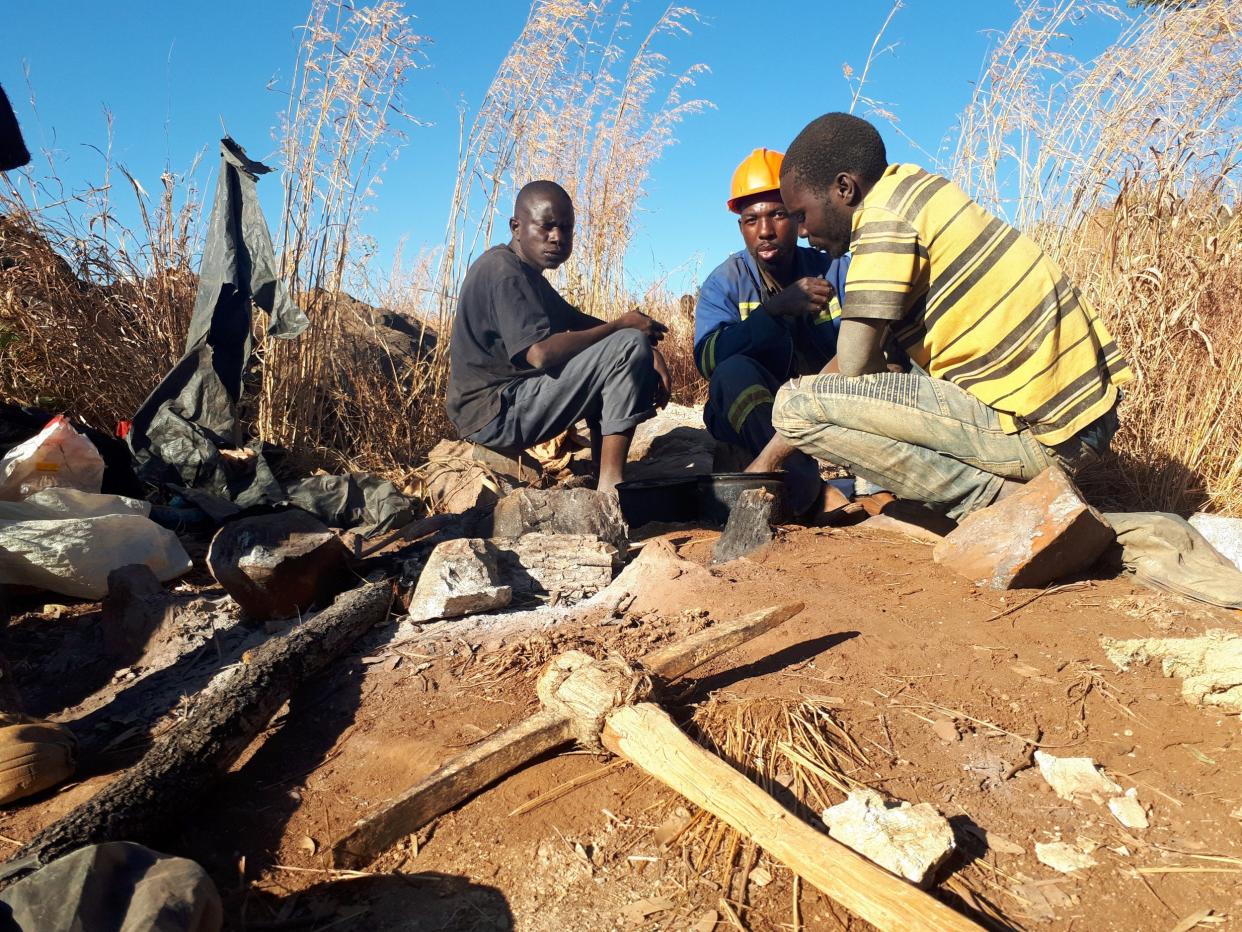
{"left": 259, "top": 0, "right": 436, "bottom": 477}
{"left": 435, "top": 0, "right": 710, "bottom": 325}
{"left": 948, "top": 0, "right": 1242, "bottom": 514}
{"left": 0, "top": 139, "right": 201, "bottom": 428}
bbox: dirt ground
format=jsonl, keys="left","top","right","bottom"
{"left": 2, "top": 518, "right": 1240, "bottom": 931}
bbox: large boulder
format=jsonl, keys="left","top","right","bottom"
{"left": 933, "top": 467, "right": 1114, "bottom": 589}
{"left": 207, "top": 510, "right": 353, "bottom": 621}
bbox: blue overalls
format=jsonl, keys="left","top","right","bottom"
{"left": 694, "top": 247, "right": 849, "bottom": 458}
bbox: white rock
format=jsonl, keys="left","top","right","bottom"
{"left": 1107, "top": 789, "right": 1149, "bottom": 830}
{"left": 1104, "top": 630, "right": 1242, "bottom": 715}
{"left": 406, "top": 538, "right": 512, "bottom": 623}
{"left": 1188, "top": 513, "right": 1242, "bottom": 570}
{"left": 820, "top": 789, "right": 955, "bottom": 888}
{"left": 1035, "top": 841, "right": 1098, "bottom": 873}
{"left": 1034, "top": 751, "right": 1122, "bottom": 802}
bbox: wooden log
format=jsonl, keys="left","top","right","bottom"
{"left": 642, "top": 602, "right": 804, "bottom": 681}
{"left": 602, "top": 703, "right": 980, "bottom": 932}
{"left": 329, "top": 603, "right": 804, "bottom": 868}
{"left": 332, "top": 710, "right": 573, "bottom": 869}
{"left": 8, "top": 580, "right": 394, "bottom": 872}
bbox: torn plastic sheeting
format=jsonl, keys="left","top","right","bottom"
{"left": 123, "top": 137, "right": 412, "bottom": 532}
{"left": 129, "top": 137, "right": 307, "bottom": 477}
{"left": 0, "top": 489, "right": 192, "bottom": 599}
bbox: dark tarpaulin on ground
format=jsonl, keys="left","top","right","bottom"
{"left": 126, "top": 138, "right": 412, "bottom": 533}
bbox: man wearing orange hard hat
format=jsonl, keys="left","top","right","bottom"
{"left": 694, "top": 147, "right": 853, "bottom": 516}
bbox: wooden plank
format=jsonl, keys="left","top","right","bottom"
{"left": 642, "top": 602, "right": 804, "bottom": 681}
{"left": 330, "top": 709, "right": 574, "bottom": 869}
{"left": 603, "top": 703, "right": 981, "bottom": 932}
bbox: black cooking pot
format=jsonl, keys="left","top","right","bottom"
{"left": 616, "top": 476, "right": 701, "bottom": 529}
{"left": 696, "top": 472, "right": 787, "bottom": 526}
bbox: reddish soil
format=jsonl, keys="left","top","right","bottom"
{"left": 3, "top": 521, "right": 1240, "bottom": 931}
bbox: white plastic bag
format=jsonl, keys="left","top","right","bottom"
{"left": 0, "top": 416, "right": 105, "bottom": 501}
{"left": 0, "top": 489, "right": 192, "bottom": 599}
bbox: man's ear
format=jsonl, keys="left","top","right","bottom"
{"left": 508, "top": 216, "right": 519, "bottom": 235}
{"left": 834, "top": 172, "right": 861, "bottom": 207}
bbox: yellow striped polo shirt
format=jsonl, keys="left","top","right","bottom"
{"left": 843, "top": 164, "right": 1132, "bottom": 445}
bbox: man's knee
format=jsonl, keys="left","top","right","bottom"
{"left": 773, "top": 377, "right": 831, "bottom": 441}
{"left": 708, "top": 354, "right": 767, "bottom": 402}
{"left": 607, "top": 327, "right": 653, "bottom": 370}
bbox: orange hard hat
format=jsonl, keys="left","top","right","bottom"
{"left": 727, "top": 147, "right": 784, "bottom": 213}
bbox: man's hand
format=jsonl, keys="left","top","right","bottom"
{"left": 652, "top": 348, "right": 672, "bottom": 409}
{"left": 615, "top": 310, "right": 668, "bottom": 345}
{"left": 765, "top": 277, "right": 836, "bottom": 318}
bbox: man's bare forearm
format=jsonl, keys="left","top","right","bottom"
{"left": 525, "top": 322, "right": 616, "bottom": 370}
{"left": 832, "top": 318, "right": 890, "bottom": 377}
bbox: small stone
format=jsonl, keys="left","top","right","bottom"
{"left": 933, "top": 466, "right": 1114, "bottom": 589}
{"left": 712, "top": 488, "right": 776, "bottom": 564}
{"left": 932, "top": 718, "right": 960, "bottom": 743}
{"left": 1035, "top": 840, "right": 1098, "bottom": 873}
{"left": 820, "top": 789, "right": 955, "bottom": 888}
{"left": 490, "top": 487, "right": 628, "bottom": 553}
{"left": 406, "top": 538, "right": 512, "bottom": 623}
{"left": 207, "top": 510, "right": 352, "bottom": 621}
{"left": 1034, "top": 751, "right": 1122, "bottom": 802}
{"left": 1107, "top": 789, "right": 1149, "bottom": 829}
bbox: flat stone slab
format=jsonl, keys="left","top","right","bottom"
{"left": 934, "top": 466, "right": 1114, "bottom": 589}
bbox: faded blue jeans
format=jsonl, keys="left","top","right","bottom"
{"left": 772, "top": 372, "right": 1118, "bottom": 520}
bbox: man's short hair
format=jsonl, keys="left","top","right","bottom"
{"left": 514, "top": 179, "right": 572, "bottom": 214}
{"left": 782, "top": 113, "right": 888, "bottom": 194}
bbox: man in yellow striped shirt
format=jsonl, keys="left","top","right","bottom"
{"left": 761, "top": 112, "right": 1132, "bottom": 520}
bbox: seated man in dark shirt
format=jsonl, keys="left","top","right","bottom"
{"left": 446, "top": 180, "right": 670, "bottom": 493}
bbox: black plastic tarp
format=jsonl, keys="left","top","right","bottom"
{"left": 127, "top": 138, "right": 411, "bottom": 532}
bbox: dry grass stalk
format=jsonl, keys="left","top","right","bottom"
{"left": 260, "top": 0, "right": 436, "bottom": 473}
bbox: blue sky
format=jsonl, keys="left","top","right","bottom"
{"left": 4, "top": 1, "right": 1130, "bottom": 299}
